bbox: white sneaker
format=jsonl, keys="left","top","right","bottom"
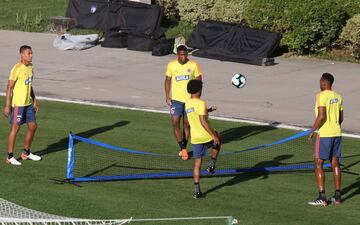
{"left": 21, "top": 152, "right": 42, "bottom": 161}
{"left": 6, "top": 157, "right": 22, "bottom": 165}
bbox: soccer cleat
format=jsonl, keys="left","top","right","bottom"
{"left": 21, "top": 152, "right": 42, "bottom": 161}
{"left": 330, "top": 195, "right": 342, "bottom": 205}
{"left": 179, "top": 149, "right": 189, "bottom": 160}
{"left": 307, "top": 197, "right": 327, "bottom": 206}
{"left": 193, "top": 191, "right": 203, "bottom": 199}
{"left": 6, "top": 157, "right": 22, "bottom": 166}
{"left": 206, "top": 165, "right": 216, "bottom": 174}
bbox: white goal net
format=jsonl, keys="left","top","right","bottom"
{"left": 0, "top": 198, "right": 130, "bottom": 225}
{"left": 0, "top": 198, "right": 237, "bottom": 225}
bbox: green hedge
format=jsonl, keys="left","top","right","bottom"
{"left": 209, "top": 0, "right": 249, "bottom": 24}
{"left": 155, "top": 0, "right": 178, "bottom": 18}
{"left": 244, "top": 0, "right": 347, "bottom": 54}
{"left": 177, "top": 0, "right": 215, "bottom": 24}
{"left": 340, "top": 14, "right": 360, "bottom": 58}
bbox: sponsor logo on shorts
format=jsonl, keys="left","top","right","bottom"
{"left": 175, "top": 75, "right": 190, "bottom": 82}
{"left": 170, "top": 107, "right": 175, "bottom": 115}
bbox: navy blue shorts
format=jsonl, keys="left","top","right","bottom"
{"left": 170, "top": 100, "right": 186, "bottom": 117}
{"left": 10, "top": 105, "right": 36, "bottom": 126}
{"left": 192, "top": 141, "right": 220, "bottom": 159}
{"left": 314, "top": 135, "right": 342, "bottom": 160}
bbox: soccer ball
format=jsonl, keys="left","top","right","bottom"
{"left": 231, "top": 73, "right": 246, "bottom": 88}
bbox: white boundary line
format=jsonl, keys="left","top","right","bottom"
{"left": 1, "top": 93, "right": 359, "bottom": 139}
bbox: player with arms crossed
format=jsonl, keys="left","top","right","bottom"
{"left": 164, "top": 45, "right": 202, "bottom": 160}
{"left": 185, "top": 80, "right": 221, "bottom": 199}
{"left": 308, "top": 73, "right": 343, "bottom": 206}
{"left": 4, "top": 45, "right": 41, "bottom": 165}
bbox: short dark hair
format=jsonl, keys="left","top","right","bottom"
{"left": 20, "top": 45, "right": 32, "bottom": 53}
{"left": 322, "top": 73, "right": 334, "bottom": 85}
{"left": 177, "top": 45, "right": 188, "bottom": 53}
{"left": 187, "top": 80, "right": 203, "bottom": 94}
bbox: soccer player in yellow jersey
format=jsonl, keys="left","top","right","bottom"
{"left": 4, "top": 45, "right": 41, "bottom": 165}
{"left": 307, "top": 73, "right": 343, "bottom": 206}
{"left": 164, "top": 45, "right": 202, "bottom": 160}
{"left": 185, "top": 80, "right": 221, "bottom": 199}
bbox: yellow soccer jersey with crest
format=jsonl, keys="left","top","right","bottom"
{"left": 185, "top": 98, "right": 213, "bottom": 144}
{"left": 9, "top": 63, "right": 33, "bottom": 107}
{"left": 166, "top": 60, "right": 202, "bottom": 103}
{"left": 315, "top": 90, "right": 343, "bottom": 137}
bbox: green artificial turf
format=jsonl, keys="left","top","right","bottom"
{"left": 0, "top": 97, "right": 359, "bottom": 225}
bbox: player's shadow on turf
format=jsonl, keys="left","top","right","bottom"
{"left": 220, "top": 125, "right": 276, "bottom": 144}
{"left": 34, "top": 121, "right": 130, "bottom": 156}
{"left": 342, "top": 177, "right": 360, "bottom": 202}
{"left": 203, "top": 154, "right": 293, "bottom": 196}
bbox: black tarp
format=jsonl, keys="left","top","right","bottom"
{"left": 106, "top": 0, "right": 163, "bottom": 35}
{"left": 67, "top": 0, "right": 166, "bottom": 52}
{"left": 188, "top": 20, "right": 282, "bottom": 66}
{"left": 66, "top": 0, "right": 108, "bottom": 30}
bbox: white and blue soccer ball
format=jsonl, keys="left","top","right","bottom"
{"left": 231, "top": 73, "right": 246, "bottom": 88}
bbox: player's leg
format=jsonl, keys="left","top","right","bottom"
{"left": 181, "top": 116, "right": 190, "bottom": 159}
{"left": 170, "top": 100, "right": 188, "bottom": 160}
{"left": 21, "top": 105, "right": 41, "bottom": 161}
{"left": 207, "top": 132, "right": 221, "bottom": 174}
{"left": 330, "top": 137, "right": 342, "bottom": 204}
{"left": 308, "top": 135, "right": 328, "bottom": 206}
{"left": 192, "top": 143, "right": 207, "bottom": 198}
{"left": 193, "top": 158, "right": 202, "bottom": 198}
{"left": 6, "top": 106, "right": 22, "bottom": 165}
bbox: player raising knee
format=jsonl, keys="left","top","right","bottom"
{"left": 185, "top": 80, "right": 221, "bottom": 199}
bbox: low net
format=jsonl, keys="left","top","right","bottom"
{"left": 67, "top": 130, "right": 330, "bottom": 182}
{"left": 0, "top": 198, "right": 129, "bottom": 225}
{"left": 0, "top": 198, "right": 236, "bottom": 225}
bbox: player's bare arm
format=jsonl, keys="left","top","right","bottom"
{"left": 4, "top": 80, "right": 15, "bottom": 118}
{"left": 31, "top": 87, "right": 38, "bottom": 113}
{"left": 199, "top": 115, "right": 219, "bottom": 145}
{"left": 308, "top": 106, "right": 326, "bottom": 143}
{"left": 339, "top": 110, "right": 344, "bottom": 125}
{"left": 164, "top": 76, "right": 171, "bottom": 106}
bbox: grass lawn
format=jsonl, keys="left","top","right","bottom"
{"left": 0, "top": 97, "right": 359, "bottom": 225}
{"left": 0, "top": 0, "right": 68, "bottom": 31}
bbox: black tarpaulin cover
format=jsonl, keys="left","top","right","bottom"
{"left": 188, "top": 20, "right": 281, "bottom": 66}
{"left": 106, "top": 0, "right": 163, "bottom": 36}
{"left": 66, "top": 0, "right": 108, "bottom": 30}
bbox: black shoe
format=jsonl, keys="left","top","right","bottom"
{"left": 330, "top": 195, "right": 341, "bottom": 205}
{"left": 307, "top": 197, "right": 327, "bottom": 206}
{"left": 206, "top": 165, "right": 216, "bottom": 174}
{"left": 193, "top": 191, "right": 203, "bottom": 199}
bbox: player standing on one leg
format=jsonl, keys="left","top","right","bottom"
{"left": 4, "top": 45, "right": 41, "bottom": 165}
{"left": 308, "top": 73, "right": 343, "bottom": 206}
{"left": 185, "top": 80, "right": 221, "bottom": 198}
{"left": 164, "top": 45, "right": 202, "bottom": 160}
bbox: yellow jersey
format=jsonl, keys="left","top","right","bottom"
{"left": 9, "top": 63, "right": 33, "bottom": 107}
{"left": 166, "top": 60, "right": 202, "bottom": 103}
{"left": 315, "top": 90, "right": 343, "bottom": 137}
{"left": 185, "top": 98, "right": 213, "bottom": 144}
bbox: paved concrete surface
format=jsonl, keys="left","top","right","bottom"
{"left": 0, "top": 30, "right": 359, "bottom": 134}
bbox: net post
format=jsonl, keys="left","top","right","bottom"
{"left": 66, "top": 132, "right": 75, "bottom": 179}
